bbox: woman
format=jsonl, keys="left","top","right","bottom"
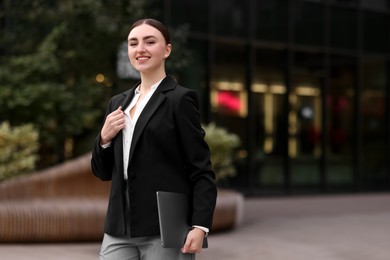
{"left": 91, "top": 18, "right": 217, "bottom": 260}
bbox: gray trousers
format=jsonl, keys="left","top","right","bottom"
{"left": 100, "top": 186, "right": 194, "bottom": 260}
{"left": 100, "top": 233, "right": 195, "bottom": 260}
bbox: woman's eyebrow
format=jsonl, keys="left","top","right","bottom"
{"left": 128, "top": 35, "right": 157, "bottom": 42}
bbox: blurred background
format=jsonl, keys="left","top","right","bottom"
{"left": 1, "top": 0, "right": 390, "bottom": 197}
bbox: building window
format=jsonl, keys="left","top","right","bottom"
{"left": 252, "top": 49, "right": 287, "bottom": 191}
{"left": 290, "top": 52, "right": 323, "bottom": 188}
{"left": 330, "top": 6, "right": 358, "bottom": 50}
{"left": 363, "top": 11, "right": 389, "bottom": 53}
{"left": 214, "top": 0, "right": 249, "bottom": 38}
{"left": 171, "top": 0, "right": 209, "bottom": 33}
{"left": 210, "top": 42, "right": 247, "bottom": 150}
{"left": 327, "top": 55, "right": 356, "bottom": 188}
{"left": 256, "top": 0, "right": 288, "bottom": 42}
{"left": 360, "top": 58, "right": 388, "bottom": 189}
{"left": 294, "top": 1, "right": 325, "bottom": 46}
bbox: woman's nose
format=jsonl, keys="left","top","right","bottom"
{"left": 137, "top": 43, "right": 145, "bottom": 52}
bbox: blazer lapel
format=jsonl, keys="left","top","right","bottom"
{"left": 113, "top": 86, "right": 137, "bottom": 181}
{"left": 128, "top": 76, "right": 177, "bottom": 164}
{"left": 121, "top": 85, "right": 137, "bottom": 111}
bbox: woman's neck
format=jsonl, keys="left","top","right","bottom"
{"left": 139, "top": 71, "right": 166, "bottom": 93}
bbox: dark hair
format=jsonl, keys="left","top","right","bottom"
{"left": 130, "top": 18, "right": 171, "bottom": 44}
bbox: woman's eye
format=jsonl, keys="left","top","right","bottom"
{"left": 129, "top": 42, "right": 137, "bottom": 47}
{"left": 146, "top": 41, "right": 155, "bottom": 45}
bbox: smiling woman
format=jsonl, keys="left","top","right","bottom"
{"left": 91, "top": 18, "right": 217, "bottom": 260}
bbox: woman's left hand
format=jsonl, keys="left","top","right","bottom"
{"left": 181, "top": 227, "right": 206, "bottom": 254}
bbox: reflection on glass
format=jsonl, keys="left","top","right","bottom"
{"left": 252, "top": 83, "right": 286, "bottom": 154}
{"left": 211, "top": 81, "right": 247, "bottom": 117}
{"left": 289, "top": 87, "right": 322, "bottom": 158}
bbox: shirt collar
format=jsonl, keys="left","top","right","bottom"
{"left": 134, "top": 78, "right": 164, "bottom": 94}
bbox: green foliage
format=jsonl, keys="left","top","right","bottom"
{"left": 0, "top": 18, "right": 104, "bottom": 165}
{"left": 0, "top": 0, "right": 147, "bottom": 166}
{"left": 0, "top": 122, "right": 39, "bottom": 181}
{"left": 0, "top": 0, "right": 191, "bottom": 168}
{"left": 203, "top": 123, "right": 241, "bottom": 182}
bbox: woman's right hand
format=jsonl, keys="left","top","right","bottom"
{"left": 100, "top": 106, "right": 125, "bottom": 145}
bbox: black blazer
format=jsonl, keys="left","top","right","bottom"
{"left": 91, "top": 75, "right": 217, "bottom": 237}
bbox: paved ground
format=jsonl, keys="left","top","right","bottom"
{"left": 1, "top": 192, "right": 390, "bottom": 260}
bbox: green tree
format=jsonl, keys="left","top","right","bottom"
{"left": 0, "top": 0, "right": 191, "bottom": 169}
{"left": 0, "top": 0, "right": 151, "bottom": 167}
{"left": 0, "top": 122, "right": 39, "bottom": 181}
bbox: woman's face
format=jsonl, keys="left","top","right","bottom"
{"left": 127, "top": 24, "right": 171, "bottom": 74}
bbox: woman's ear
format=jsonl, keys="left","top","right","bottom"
{"left": 164, "top": 44, "right": 172, "bottom": 59}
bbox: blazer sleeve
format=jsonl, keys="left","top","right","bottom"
{"left": 174, "top": 89, "right": 217, "bottom": 229}
{"left": 91, "top": 99, "right": 116, "bottom": 181}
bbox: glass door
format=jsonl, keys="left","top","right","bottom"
{"left": 327, "top": 55, "right": 356, "bottom": 189}
{"left": 290, "top": 52, "right": 323, "bottom": 191}
{"left": 251, "top": 49, "right": 287, "bottom": 194}
{"left": 360, "top": 58, "right": 388, "bottom": 190}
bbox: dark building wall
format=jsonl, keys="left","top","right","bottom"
{"left": 165, "top": 0, "right": 390, "bottom": 195}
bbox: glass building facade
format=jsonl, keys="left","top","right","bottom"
{"left": 166, "top": 0, "right": 389, "bottom": 195}
{"left": 160, "top": 0, "right": 390, "bottom": 195}
{"left": 2, "top": 1, "right": 389, "bottom": 196}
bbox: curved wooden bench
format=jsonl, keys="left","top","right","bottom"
{"left": 0, "top": 153, "right": 110, "bottom": 242}
{"left": 0, "top": 153, "right": 243, "bottom": 242}
{"left": 0, "top": 199, "right": 107, "bottom": 242}
{"left": 0, "top": 153, "right": 110, "bottom": 200}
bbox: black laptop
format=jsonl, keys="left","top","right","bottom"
{"left": 156, "top": 191, "right": 208, "bottom": 248}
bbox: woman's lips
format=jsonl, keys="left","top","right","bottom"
{"left": 136, "top": 56, "right": 150, "bottom": 61}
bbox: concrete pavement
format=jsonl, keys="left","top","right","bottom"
{"left": 1, "top": 193, "right": 390, "bottom": 260}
